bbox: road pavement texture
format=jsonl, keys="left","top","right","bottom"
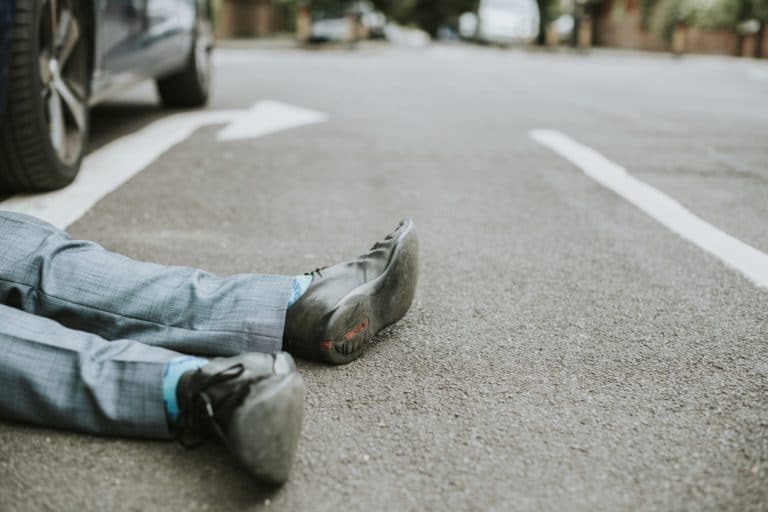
{"left": 1, "top": 43, "right": 767, "bottom": 510}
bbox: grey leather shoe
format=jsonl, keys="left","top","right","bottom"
{"left": 175, "top": 352, "right": 304, "bottom": 485}
{"left": 283, "top": 218, "right": 419, "bottom": 365}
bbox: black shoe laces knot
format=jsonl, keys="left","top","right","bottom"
{"left": 305, "top": 266, "right": 327, "bottom": 277}
{"left": 175, "top": 363, "right": 248, "bottom": 450}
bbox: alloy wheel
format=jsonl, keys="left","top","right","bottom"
{"left": 38, "top": 0, "right": 87, "bottom": 167}
{"left": 194, "top": 17, "right": 213, "bottom": 94}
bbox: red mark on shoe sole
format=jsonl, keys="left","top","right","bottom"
{"left": 343, "top": 318, "right": 369, "bottom": 341}
{"left": 319, "top": 318, "right": 370, "bottom": 351}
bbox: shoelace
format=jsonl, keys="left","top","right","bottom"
{"left": 305, "top": 266, "right": 328, "bottom": 277}
{"left": 303, "top": 231, "right": 395, "bottom": 279}
{"left": 175, "top": 363, "right": 248, "bottom": 449}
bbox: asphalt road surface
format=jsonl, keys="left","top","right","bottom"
{"left": 1, "top": 42, "right": 767, "bottom": 511}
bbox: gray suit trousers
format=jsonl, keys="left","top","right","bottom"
{"left": 0, "top": 211, "right": 293, "bottom": 438}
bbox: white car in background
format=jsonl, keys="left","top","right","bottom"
{"left": 309, "top": 1, "right": 385, "bottom": 42}
{"left": 460, "top": 0, "right": 540, "bottom": 45}
{"left": 311, "top": 15, "right": 349, "bottom": 42}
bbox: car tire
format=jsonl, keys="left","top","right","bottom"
{"left": 156, "top": 5, "right": 213, "bottom": 109}
{"left": 0, "top": 0, "right": 90, "bottom": 193}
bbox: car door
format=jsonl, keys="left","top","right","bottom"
{"left": 139, "top": 0, "right": 193, "bottom": 72}
{"left": 95, "top": 0, "right": 192, "bottom": 92}
{"left": 97, "top": 0, "right": 147, "bottom": 75}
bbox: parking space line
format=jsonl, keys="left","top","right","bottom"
{"left": 0, "top": 102, "right": 327, "bottom": 230}
{"left": 531, "top": 129, "right": 768, "bottom": 289}
{"left": 0, "top": 110, "right": 237, "bottom": 230}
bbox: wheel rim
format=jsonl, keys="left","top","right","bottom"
{"left": 194, "top": 18, "right": 213, "bottom": 92}
{"left": 38, "top": 0, "right": 87, "bottom": 167}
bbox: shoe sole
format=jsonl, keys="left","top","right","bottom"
{"left": 227, "top": 371, "right": 305, "bottom": 485}
{"left": 319, "top": 219, "right": 419, "bottom": 365}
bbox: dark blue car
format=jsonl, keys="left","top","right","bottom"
{"left": 0, "top": 0, "right": 213, "bottom": 193}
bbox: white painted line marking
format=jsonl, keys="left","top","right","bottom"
{"left": 1, "top": 110, "right": 236, "bottom": 230}
{"left": 217, "top": 101, "right": 327, "bottom": 141}
{"left": 530, "top": 129, "right": 768, "bottom": 288}
{"left": 0, "top": 101, "right": 327, "bottom": 230}
{"left": 747, "top": 67, "right": 768, "bottom": 82}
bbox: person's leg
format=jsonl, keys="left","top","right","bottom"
{"left": 0, "top": 302, "right": 180, "bottom": 438}
{"left": 0, "top": 211, "right": 294, "bottom": 356}
{"left": 0, "top": 211, "right": 420, "bottom": 365}
{"left": 0, "top": 304, "right": 304, "bottom": 484}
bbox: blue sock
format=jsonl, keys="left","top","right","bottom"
{"left": 162, "top": 356, "right": 209, "bottom": 426}
{"left": 287, "top": 275, "right": 312, "bottom": 307}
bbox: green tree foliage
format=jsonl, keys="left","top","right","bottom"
{"left": 371, "top": 0, "right": 478, "bottom": 34}
{"left": 650, "top": 0, "right": 683, "bottom": 40}
{"left": 311, "top": 0, "right": 350, "bottom": 15}
{"left": 747, "top": 0, "right": 768, "bottom": 19}
{"left": 639, "top": 0, "right": 659, "bottom": 29}
{"left": 537, "top": 0, "right": 558, "bottom": 43}
{"left": 650, "top": 0, "right": 755, "bottom": 40}
{"left": 684, "top": 0, "right": 742, "bottom": 29}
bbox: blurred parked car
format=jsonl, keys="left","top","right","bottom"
{"left": 459, "top": 0, "right": 540, "bottom": 45}
{"left": 309, "top": 1, "right": 384, "bottom": 42}
{"left": 0, "top": 0, "right": 214, "bottom": 193}
{"left": 310, "top": 4, "right": 348, "bottom": 42}
{"left": 359, "top": 3, "right": 385, "bottom": 39}
{"left": 552, "top": 13, "right": 575, "bottom": 42}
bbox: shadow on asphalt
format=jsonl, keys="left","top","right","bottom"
{"left": 168, "top": 443, "right": 283, "bottom": 505}
{"left": 89, "top": 101, "right": 174, "bottom": 153}
{"left": 0, "top": 418, "right": 282, "bottom": 506}
{"left": 0, "top": 101, "right": 169, "bottom": 202}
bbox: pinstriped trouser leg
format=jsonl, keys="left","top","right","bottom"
{"left": 0, "top": 211, "right": 294, "bottom": 356}
{"left": 0, "top": 304, "right": 177, "bottom": 438}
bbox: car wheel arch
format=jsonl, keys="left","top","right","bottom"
{"left": 82, "top": 0, "right": 96, "bottom": 88}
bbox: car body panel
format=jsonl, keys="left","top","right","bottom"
{"left": 478, "top": 0, "right": 540, "bottom": 44}
{"left": 460, "top": 0, "right": 540, "bottom": 45}
{"left": 0, "top": 0, "right": 200, "bottom": 111}
{"left": 311, "top": 17, "right": 348, "bottom": 41}
{"left": 90, "top": 0, "right": 196, "bottom": 104}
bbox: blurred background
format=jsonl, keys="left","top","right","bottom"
{"left": 213, "top": 0, "right": 768, "bottom": 57}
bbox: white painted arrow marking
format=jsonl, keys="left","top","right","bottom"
{"left": 0, "top": 101, "right": 327, "bottom": 230}
{"left": 217, "top": 101, "right": 327, "bottom": 141}
{"left": 531, "top": 129, "right": 768, "bottom": 289}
